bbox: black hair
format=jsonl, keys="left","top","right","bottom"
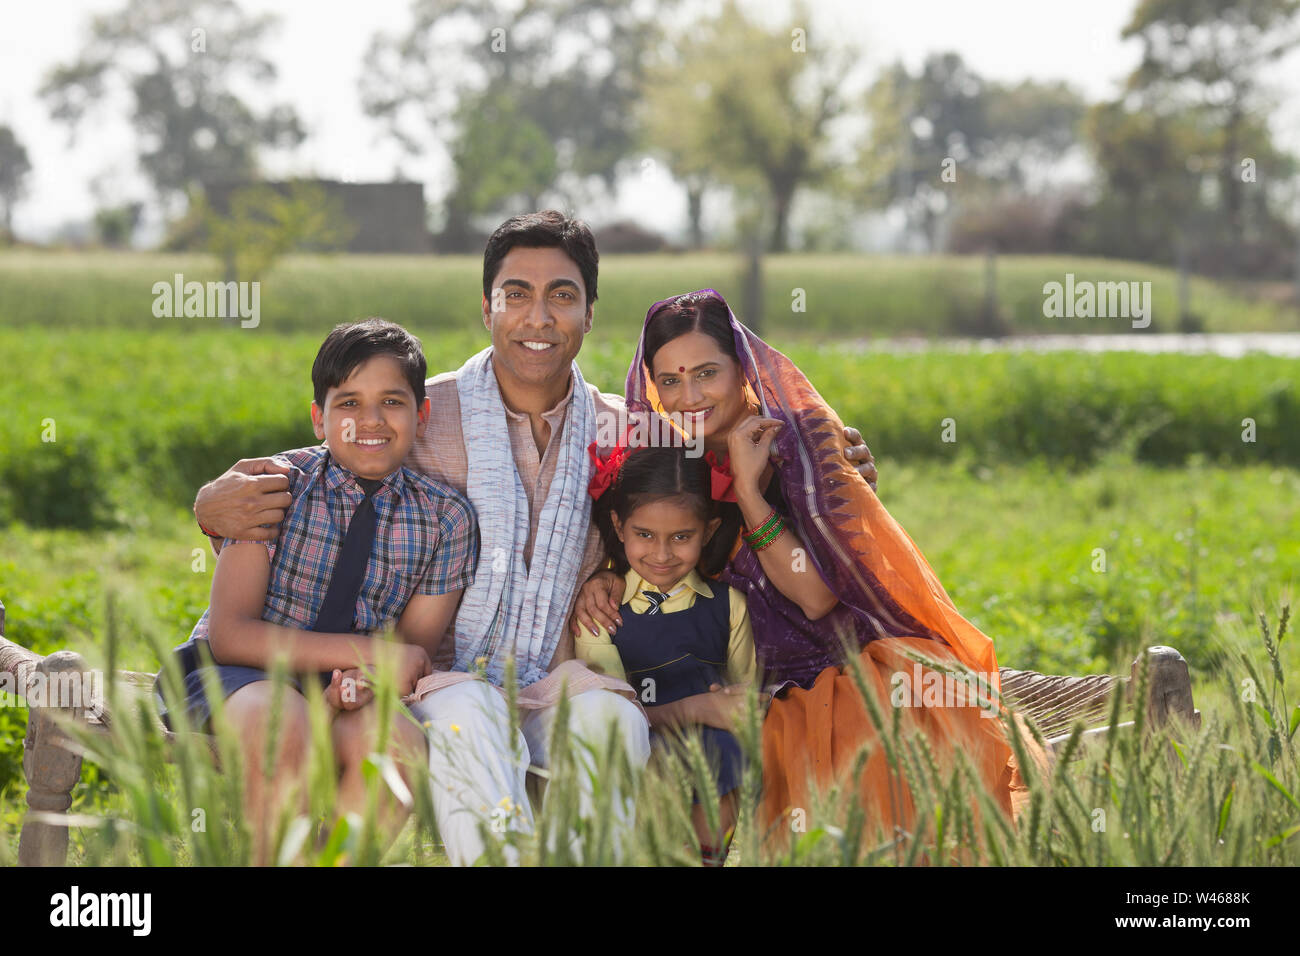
{"left": 311, "top": 318, "right": 427, "bottom": 408}
{"left": 482, "top": 210, "right": 599, "bottom": 309}
{"left": 594, "top": 445, "right": 739, "bottom": 579}
{"left": 642, "top": 292, "right": 738, "bottom": 375}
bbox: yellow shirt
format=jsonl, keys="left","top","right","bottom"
{"left": 575, "top": 568, "right": 756, "bottom": 687}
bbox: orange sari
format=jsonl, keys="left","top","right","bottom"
{"left": 626, "top": 290, "right": 1050, "bottom": 855}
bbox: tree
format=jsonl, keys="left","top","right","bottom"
{"left": 439, "top": 88, "right": 559, "bottom": 250}
{"left": 641, "top": 60, "right": 722, "bottom": 250}
{"left": 1124, "top": 0, "right": 1299, "bottom": 229}
{"left": 361, "top": 0, "right": 673, "bottom": 246}
{"left": 0, "top": 126, "right": 32, "bottom": 237}
{"left": 39, "top": 0, "right": 305, "bottom": 219}
{"left": 861, "top": 53, "right": 1085, "bottom": 250}
{"left": 93, "top": 203, "right": 144, "bottom": 248}
{"left": 1113, "top": 0, "right": 1300, "bottom": 274}
{"left": 642, "top": 1, "right": 855, "bottom": 253}
{"left": 980, "top": 79, "right": 1089, "bottom": 189}
{"left": 201, "top": 182, "right": 356, "bottom": 284}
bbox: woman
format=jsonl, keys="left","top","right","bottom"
{"left": 575, "top": 289, "right": 1047, "bottom": 848}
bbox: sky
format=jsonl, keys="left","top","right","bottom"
{"left": 2, "top": 0, "right": 1298, "bottom": 242}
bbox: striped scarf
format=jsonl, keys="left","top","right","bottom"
{"left": 453, "top": 346, "right": 596, "bottom": 687}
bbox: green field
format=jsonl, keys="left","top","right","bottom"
{"left": 1, "top": 257, "right": 1298, "bottom": 865}
{"left": 1, "top": 250, "right": 1297, "bottom": 336}
{"left": 2, "top": 326, "right": 1297, "bottom": 529}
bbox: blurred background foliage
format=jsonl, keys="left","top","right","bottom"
{"left": 0, "top": 0, "right": 1290, "bottom": 284}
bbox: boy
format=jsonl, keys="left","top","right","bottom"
{"left": 156, "top": 318, "right": 478, "bottom": 863}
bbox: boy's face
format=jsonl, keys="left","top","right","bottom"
{"left": 482, "top": 245, "right": 593, "bottom": 396}
{"left": 311, "top": 355, "right": 430, "bottom": 480}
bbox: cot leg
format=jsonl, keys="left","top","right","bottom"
{"left": 18, "top": 650, "right": 88, "bottom": 867}
{"left": 1134, "top": 645, "right": 1200, "bottom": 733}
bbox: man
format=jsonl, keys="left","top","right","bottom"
{"left": 194, "top": 210, "right": 878, "bottom": 864}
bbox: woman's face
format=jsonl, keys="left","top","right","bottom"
{"left": 649, "top": 330, "right": 748, "bottom": 453}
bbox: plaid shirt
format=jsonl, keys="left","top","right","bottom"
{"left": 186, "top": 445, "right": 478, "bottom": 644}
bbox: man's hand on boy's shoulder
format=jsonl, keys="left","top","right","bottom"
{"left": 195, "top": 456, "right": 295, "bottom": 542}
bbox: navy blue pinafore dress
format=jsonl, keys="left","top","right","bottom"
{"left": 612, "top": 580, "right": 745, "bottom": 798}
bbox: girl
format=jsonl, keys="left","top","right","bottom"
{"left": 579, "top": 442, "right": 756, "bottom": 865}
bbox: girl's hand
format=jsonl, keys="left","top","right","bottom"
{"left": 701, "top": 683, "right": 749, "bottom": 731}
{"left": 569, "top": 569, "right": 625, "bottom": 637}
{"left": 725, "top": 415, "right": 784, "bottom": 494}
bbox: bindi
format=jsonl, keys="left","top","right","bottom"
{"left": 678, "top": 366, "right": 685, "bottom": 372}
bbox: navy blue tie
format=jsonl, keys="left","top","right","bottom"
{"left": 642, "top": 590, "right": 669, "bottom": 615}
{"left": 312, "top": 477, "right": 381, "bottom": 633}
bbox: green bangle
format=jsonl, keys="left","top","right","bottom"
{"left": 751, "top": 517, "right": 786, "bottom": 551}
{"left": 746, "top": 513, "right": 786, "bottom": 551}
{"left": 743, "top": 510, "right": 780, "bottom": 547}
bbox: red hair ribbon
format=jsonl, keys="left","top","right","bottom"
{"left": 587, "top": 425, "right": 639, "bottom": 501}
{"left": 706, "top": 451, "right": 738, "bottom": 503}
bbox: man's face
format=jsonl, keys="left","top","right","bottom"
{"left": 311, "top": 355, "right": 430, "bottom": 480}
{"left": 482, "top": 245, "right": 593, "bottom": 395}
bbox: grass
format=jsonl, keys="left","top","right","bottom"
{"left": 1, "top": 250, "right": 1297, "bottom": 337}
{"left": 3, "top": 590, "right": 1296, "bottom": 866}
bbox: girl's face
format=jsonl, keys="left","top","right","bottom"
{"left": 611, "top": 496, "right": 722, "bottom": 592}
{"left": 649, "top": 331, "right": 749, "bottom": 455}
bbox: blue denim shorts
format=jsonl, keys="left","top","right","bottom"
{"left": 155, "top": 637, "right": 331, "bottom": 733}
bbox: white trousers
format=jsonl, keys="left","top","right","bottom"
{"left": 409, "top": 680, "right": 650, "bottom": 866}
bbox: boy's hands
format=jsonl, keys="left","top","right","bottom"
{"left": 644, "top": 684, "right": 750, "bottom": 732}
{"left": 195, "top": 457, "right": 294, "bottom": 542}
{"left": 325, "top": 668, "right": 373, "bottom": 711}
{"left": 325, "top": 643, "right": 431, "bottom": 710}
{"left": 367, "top": 642, "right": 433, "bottom": 698}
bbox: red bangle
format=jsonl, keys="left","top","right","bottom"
{"left": 197, "top": 517, "right": 220, "bottom": 539}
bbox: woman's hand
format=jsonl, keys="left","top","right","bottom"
{"left": 568, "top": 568, "right": 624, "bottom": 637}
{"left": 725, "top": 415, "right": 784, "bottom": 494}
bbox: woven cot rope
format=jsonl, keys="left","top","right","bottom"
{"left": 998, "top": 669, "right": 1120, "bottom": 734}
